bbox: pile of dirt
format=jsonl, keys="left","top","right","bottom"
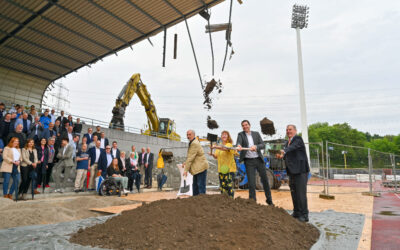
{"left": 0, "top": 196, "right": 135, "bottom": 229}
{"left": 260, "top": 117, "right": 276, "bottom": 136}
{"left": 70, "top": 195, "right": 319, "bottom": 250}
{"left": 207, "top": 115, "right": 219, "bottom": 129}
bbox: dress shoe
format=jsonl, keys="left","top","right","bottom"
{"left": 34, "top": 189, "right": 40, "bottom": 194}
{"left": 297, "top": 216, "right": 307, "bottom": 223}
{"left": 147, "top": 185, "right": 152, "bottom": 189}
{"left": 7, "top": 194, "right": 13, "bottom": 199}
{"left": 291, "top": 213, "right": 299, "bottom": 218}
{"left": 3, "top": 195, "right": 8, "bottom": 199}
{"left": 266, "top": 200, "right": 274, "bottom": 206}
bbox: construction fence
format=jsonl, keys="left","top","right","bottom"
{"left": 320, "top": 141, "right": 399, "bottom": 195}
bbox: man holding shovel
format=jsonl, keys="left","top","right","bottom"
{"left": 236, "top": 120, "right": 274, "bottom": 205}
{"left": 183, "top": 130, "right": 209, "bottom": 196}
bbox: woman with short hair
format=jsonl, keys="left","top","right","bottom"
{"left": 0, "top": 137, "right": 22, "bottom": 199}
{"left": 20, "top": 138, "right": 38, "bottom": 199}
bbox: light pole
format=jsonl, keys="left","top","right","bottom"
{"left": 291, "top": 4, "right": 310, "bottom": 163}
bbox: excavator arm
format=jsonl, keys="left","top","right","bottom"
{"left": 110, "top": 73, "right": 159, "bottom": 132}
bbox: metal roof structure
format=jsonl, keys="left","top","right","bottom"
{"left": 0, "top": 0, "right": 224, "bottom": 107}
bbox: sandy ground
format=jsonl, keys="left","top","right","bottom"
{"left": 0, "top": 195, "right": 136, "bottom": 229}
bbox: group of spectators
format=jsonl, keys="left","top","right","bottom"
{"left": 0, "top": 103, "right": 155, "bottom": 200}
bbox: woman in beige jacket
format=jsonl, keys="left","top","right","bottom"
{"left": 19, "top": 139, "right": 38, "bottom": 199}
{"left": 0, "top": 137, "right": 22, "bottom": 199}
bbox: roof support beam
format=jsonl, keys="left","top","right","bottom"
{"left": 46, "top": 0, "right": 225, "bottom": 84}
{"left": 0, "top": 54, "right": 61, "bottom": 76}
{"left": 4, "top": 45, "right": 72, "bottom": 71}
{"left": 0, "top": 14, "right": 98, "bottom": 59}
{"left": 162, "top": 0, "right": 203, "bottom": 88}
{"left": 0, "top": 0, "right": 57, "bottom": 45}
{"left": 87, "top": 0, "right": 155, "bottom": 47}
{"left": 0, "top": 30, "right": 85, "bottom": 65}
{"left": 45, "top": 0, "right": 129, "bottom": 46}
{"left": 5, "top": 0, "right": 113, "bottom": 53}
{"left": 124, "top": 0, "right": 163, "bottom": 26}
{"left": 0, "top": 64, "right": 53, "bottom": 82}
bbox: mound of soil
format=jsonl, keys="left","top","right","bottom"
{"left": 207, "top": 115, "right": 219, "bottom": 129}
{"left": 70, "top": 195, "right": 319, "bottom": 250}
{"left": 260, "top": 117, "right": 276, "bottom": 136}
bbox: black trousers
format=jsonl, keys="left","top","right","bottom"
{"left": 289, "top": 173, "right": 309, "bottom": 218}
{"left": 128, "top": 171, "right": 141, "bottom": 191}
{"left": 244, "top": 158, "right": 272, "bottom": 203}
{"left": 36, "top": 162, "right": 46, "bottom": 187}
{"left": 19, "top": 165, "right": 34, "bottom": 194}
{"left": 46, "top": 163, "right": 54, "bottom": 185}
{"left": 145, "top": 165, "right": 153, "bottom": 186}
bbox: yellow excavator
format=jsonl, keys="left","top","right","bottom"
{"left": 109, "top": 73, "right": 181, "bottom": 141}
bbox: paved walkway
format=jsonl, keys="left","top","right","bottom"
{"left": 371, "top": 192, "right": 400, "bottom": 250}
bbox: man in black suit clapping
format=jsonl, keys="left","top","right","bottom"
{"left": 277, "top": 124, "right": 310, "bottom": 222}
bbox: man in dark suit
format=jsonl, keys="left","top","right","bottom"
{"left": 83, "top": 127, "right": 94, "bottom": 145}
{"left": 111, "top": 141, "right": 120, "bottom": 159}
{"left": 88, "top": 140, "right": 104, "bottom": 190}
{"left": 73, "top": 118, "right": 83, "bottom": 134}
{"left": 277, "top": 124, "right": 310, "bottom": 222}
{"left": 99, "top": 132, "right": 109, "bottom": 149}
{"left": 144, "top": 147, "right": 154, "bottom": 188}
{"left": 29, "top": 116, "right": 44, "bottom": 145}
{"left": 138, "top": 147, "right": 146, "bottom": 185}
{"left": 98, "top": 145, "right": 113, "bottom": 178}
{"left": 236, "top": 120, "right": 273, "bottom": 205}
{"left": 56, "top": 110, "right": 68, "bottom": 129}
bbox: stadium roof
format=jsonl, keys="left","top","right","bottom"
{"left": 0, "top": 0, "right": 224, "bottom": 107}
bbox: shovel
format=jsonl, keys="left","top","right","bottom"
{"left": 180, "top": 176, "right": 190, "bottom": 193}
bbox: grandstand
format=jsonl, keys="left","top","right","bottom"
{"left": 0, "top": 0, "right": 224, "bottom": 107}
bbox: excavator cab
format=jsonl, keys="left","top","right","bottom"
{"left": 157, "top": 118, "right": 180, "bottom": 141}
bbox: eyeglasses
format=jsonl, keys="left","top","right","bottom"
{"left": 106, "top": 148, "right": 111, "bottom": 150}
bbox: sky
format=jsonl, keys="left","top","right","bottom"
{"left": 46, "top": 0, "right": 400, "bottom": 141}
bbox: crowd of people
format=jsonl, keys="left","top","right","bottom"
{"left": 0, "top": 103, "right": 155, "bottom": 200}
{"left": 1, "top": 103, "right": 310, "bottom": 222}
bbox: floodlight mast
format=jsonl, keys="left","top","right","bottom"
{"left": 291, "top": 4, "right": 311, "bottom": 163}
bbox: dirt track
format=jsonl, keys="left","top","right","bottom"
{"left": 0, "top": 196, "right": 135, "bottom": 229}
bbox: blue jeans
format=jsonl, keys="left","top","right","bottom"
{"left": 2, "top": 164, "right": 20, "bottom": 195}
{"left": 192, "top": 170, "right": 207, "bottom": 196}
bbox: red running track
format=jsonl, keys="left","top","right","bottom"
{"left": 371, "top": 192, "right": 400, "bottom": 250}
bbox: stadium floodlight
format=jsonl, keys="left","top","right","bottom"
{"left": 291, "top": 4, "right": 309, "bottom": 29}
{"left": 291, "top": 4, "right": 311, "bottom": 162}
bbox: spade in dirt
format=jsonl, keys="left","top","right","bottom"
{"left": 180, "top": 177, "right": 190, "bottom": 193}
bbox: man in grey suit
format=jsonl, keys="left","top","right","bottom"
{"left": 236, "top": 120, "right": 273, "bottom": 205}
{"left": 53, "top": 137, "right": 74, "bottom": 193}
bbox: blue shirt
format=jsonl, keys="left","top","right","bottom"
{"left": 76, "top": 151, "right": 89, "bottom": 170}
{"left": 106, "top": 153, "right": 113, "bottom": 167}
{"left": 40, "top": 116, "right": 51, "bottom": 129}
